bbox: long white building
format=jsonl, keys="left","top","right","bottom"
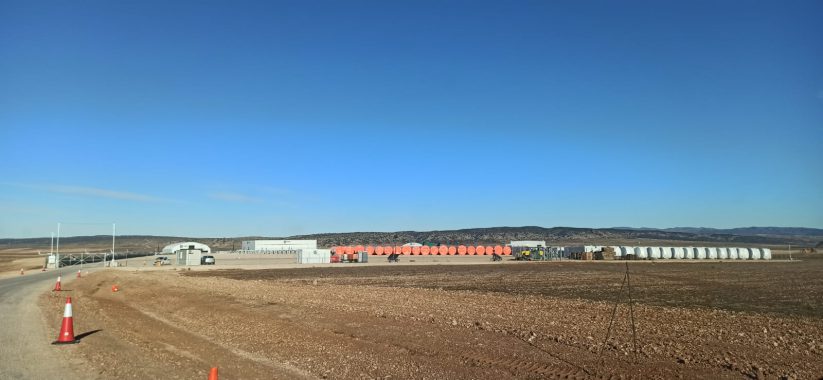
{"left": 241, "top": 239, "right": 317, "bottom": 252}
{"left": 162, "top": 242, "right": 211, "bottom": 254}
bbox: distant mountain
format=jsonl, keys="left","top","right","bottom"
{"left": 288, "top": 226, "right": 819, "bottom": 247}
{"left": 661, "top": 227, "right": 823, "bottom": 237}
{"left": 1, "top": 226, "right": 819, "bottom": 253}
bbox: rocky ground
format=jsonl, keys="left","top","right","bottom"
{"left": 38, "top": 259, "right": 823, "bottom": 379}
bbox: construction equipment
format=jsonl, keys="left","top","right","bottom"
{"left": 513, "top": 246, "right": 546, "bottom": 261}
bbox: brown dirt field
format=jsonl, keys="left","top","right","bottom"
{"left": 42, "top": 259, "right": 823, "bottom": 379}
{"left": 0, "top": 249, "right": 47, "bottom": 276}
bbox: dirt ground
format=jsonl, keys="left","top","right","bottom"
{"left": 36, "top": 258, "right": 823, "bottom": 380}
{"left": 0, "top": 249, "right": 47, "bottom": 277}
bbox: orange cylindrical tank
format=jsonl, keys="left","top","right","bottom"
{"left": 421, "top": 246, "right": 430, "bottom": 255}
{"left": 367, "top": 246, "right": 375, "bottom": 255}
{"left": 394, "top": 246, "right": 402, "bottom": 255}
{"left": 345, "top": 246, "right": 354, "bottom": 255}
{"left": 503, "top": 246, "right": 512, "bottom": 255}
{"left": 376, "top": 246, "right": 384, "bottom": 255}
{"left": 457, "top": 245, "right": 467, "bottom": 255}
{"left": 485, "top": 246, "right": 493, "bottom": 255}
{"left": 448, "top": 246, "right": 457, "bottom": 255}
{"left": 467, "top": 246, "right": 476, "bottom": 255}
{"left": 384, "top": 246, "right": 394, "bottom": 255}
{"left": 435, "top": 246, "right": 445, "bottom": 255}
{"left": 412, "top": 246, "right": 421, "bottom": 255}
{"left": 494, "top": 246, "right": 503, "bottom": 255}
{"left": 476, "top": 246, "right": 486, "bottom": 255}
{"left": 355, "top": 245, "right": 364, "bottom": 252}
{"left": 401, "top": 246, "right": 411, "bottom": 254}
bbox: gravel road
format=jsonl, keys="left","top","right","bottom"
{"left": 0, "top": 269, "right": 95, "bottom": 379}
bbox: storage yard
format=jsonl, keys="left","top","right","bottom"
{"left": 38, "top": 255, "right": 823, "bottom": 379}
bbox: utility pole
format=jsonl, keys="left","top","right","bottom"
{"left": 56, "top": 223, "right": 61, "bottom": 269}
{"left": 111, "top": 223, "right": 116, "bottom": 267}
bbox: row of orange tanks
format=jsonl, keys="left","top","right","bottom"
{"left": 332, "top": 245, "right": 513, "bottom": 255}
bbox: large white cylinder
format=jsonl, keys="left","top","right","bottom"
{"left": 707, "top": 247, "right": 718, "bottom": 259}
{"left": 648, "top": 247, "right": 661, "bottom": 259}
{"left": 694, "top": 247, "right": 707, "bottom": 259}
{"left": 761, "top": 248, "right": 772, "bottom": 260}
{"left": 635, "top": 246, "right": 648, "bottom": 259}
{"left": 716, "top": 247, "right": 729, "bottom": 260}
{"left": 672, "top": 247, "right": 685, "bottom": 259}
{"left": 749, "top": 248, "right": 762, "bottom": 260}
{"left": 728, "top": 248, "right": 740, "bottom": 260}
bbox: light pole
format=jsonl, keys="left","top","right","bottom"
{"left": 56, "top": 223, "right": 61, "bottom": 269}
{"left": 111, "top": 223, "right": 116, "bottom": 267}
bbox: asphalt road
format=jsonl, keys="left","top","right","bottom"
{"left": 0, "top": 268, "right": 91, "bottom": 379}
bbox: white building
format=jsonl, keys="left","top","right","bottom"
{"left": 510, "top": 240, "right": 547, "bottom": 247}
{"left": 241, "top": 239, "right": 317, "bottom": 252}
{"left": 162, "top": 242, "right": 211, "bottom": 254}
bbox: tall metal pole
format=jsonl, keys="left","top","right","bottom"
{"left": 56, "top": 223, "right": 61, "bottom": 269}
{"left": 111, "top": 223, "right": 116, "bottom": 266}
{"left": 50, "top": 232, "right": 54, "bottom": 254}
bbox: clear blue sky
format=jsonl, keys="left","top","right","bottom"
{"left": 1, "top": 0, "right": 821, "bottom": 238}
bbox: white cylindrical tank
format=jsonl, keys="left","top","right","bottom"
{"left": 728, "top": 248, "right": 740, "bottom": 260}
{"left": 621, "top": 246, "right": 634, "bottom": 258}
{"left": 749, "top": 248, "right": 762, "bottom": 260}
{"left": 707, "top": 247, "right": 718, "bottom": 259}
{"left": 635, "top": 246, "right": 648, "bottom": 259}
{"left": 716, "top": 247, "right": 728, "bottom": 260}
{"left": 659, "top": 247, "right": 671, "bottom": 259}
{"left": 693, "top": 247, "right": 706, "bottom": 259}
{"left": 762, "top": 248, "right": 772, "bottom": 260}
{"left": 672, "top": 247, "right": 685, "bottom": 259}
{"left": 648, "top": 247, "right": 661, "bottom": 259}
{"left": 611, "top": 246, "right": 623, "bottom": 258}
{"left": 738, "top": 248, "right": 751, "bottom": 260}
{"left": 682, "top": 247, "right": 694, "bottom": 259}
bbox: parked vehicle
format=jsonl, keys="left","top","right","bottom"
{"left": 154, "top": 256, "right": 170, "bottom": 265}
{"left": 201, "top": 255, "right": 215, "bottom": 265}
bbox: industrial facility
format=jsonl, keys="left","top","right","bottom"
{"left": 241, "top": 239, "right": 317, "bottom": 253}
{"left": 610, "top": 246, "right": 773, "bottom": 260}
{"left": 161, "top": 242, "right": 211, "bottom": 266}
{"left": 327, "top": 242, "right": 773, "bottom": 260}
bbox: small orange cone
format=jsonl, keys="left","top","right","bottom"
{"left": 53, "top": 276, "right": 62, "bottom": 292}
{"left": 77, "top": 270, "right": 82, "bottom": 278}
{"left": 52, "top": 296, "right": 78, "bottom": 344}
{"left": 111, "top": 285, "right": 119, "bottom": 292}
{"left": 208, "top": 367, "right": 218, "bottom": 380}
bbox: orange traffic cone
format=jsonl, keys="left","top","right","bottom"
{"left": 52, "top": 296, "right": 78, "bottom": 344}
{"left": 53, "top": 276, "right": 62, "bottom": 292}
{"left": 77, "top": 270, "right": 82, "bottom": 278}
{"left": 111, "top": 285, "right": 119, "bottom": 292}
{"left": 208, "top": 367, "right": 218, "bottom": 380}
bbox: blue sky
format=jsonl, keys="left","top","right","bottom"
{"left": 1, "top": 0, "right": 821, "bottom": 238}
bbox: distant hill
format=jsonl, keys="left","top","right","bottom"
{"left": 660, "top": 227, "right": 823, "bottom": 237}
{"left": 289, "top": 226, "right": 820, "bottom": 247}
{"left": 1, "top": 226, "right": 819, "bottom": 253}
